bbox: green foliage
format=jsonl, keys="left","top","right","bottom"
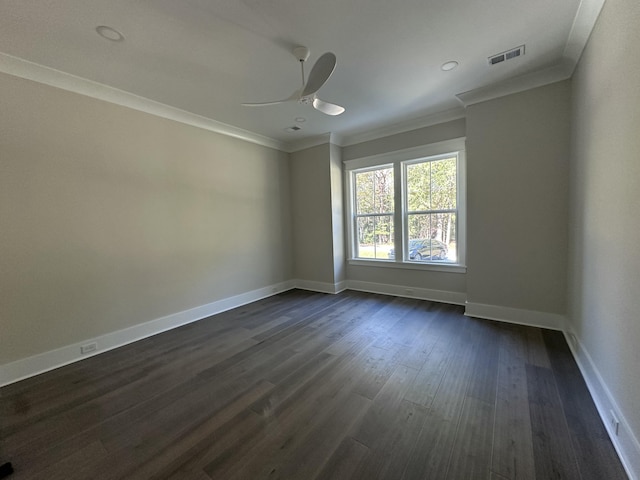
{"left": 354, "top": 157, "right": 457, "bottom": 251}
{"left": 406, "top": 157, "right": 457, "bottom": 244}
{"left": 355, "top": 168, "right": 394, "bottom": 245}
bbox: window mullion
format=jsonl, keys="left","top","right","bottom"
{"left": 354, "top": 212, "right": 393, "bottom": 218}
{"left": 407, "top": 209, "right": 457, "bottom": 215}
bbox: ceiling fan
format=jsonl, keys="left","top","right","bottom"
{"left": 242, "top": 46, "right": 345, "bottom": 116}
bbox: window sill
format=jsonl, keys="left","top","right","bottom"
{"left": 348, "top": 258, "right": 467, "bottom": 274}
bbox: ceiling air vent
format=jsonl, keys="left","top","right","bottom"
{"left": 488, "top": 45, "right": 525, "bottom": 65}
{"left": 284, "top": 126, "right": 302, "bottom": 133}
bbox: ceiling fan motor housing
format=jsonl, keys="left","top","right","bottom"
{"left": 293, "top": 46, "right": 310, "bottom": 62}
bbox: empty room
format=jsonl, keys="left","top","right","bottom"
{"left": 1, "top": 0, "right": 638, "bottom": 478}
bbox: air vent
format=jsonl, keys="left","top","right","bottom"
{"left": 488, "top": 45, "right": 525, "bottom": 65}
{"left": 284, "top": 126, "right": 302, "bottom": 133}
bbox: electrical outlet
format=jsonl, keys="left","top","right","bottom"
{"left": 404, "top": 289, "right": 414, "bottom": 296}
{"left": 610, "top": 409, "right": 620, "bottom": 436}
{"left": 80, "top": 342, "right": 97, "bottom": 355}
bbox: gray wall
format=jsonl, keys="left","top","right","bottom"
{"left": 342, "top": 118, "right": 466, "bottom": 161}
{"left": 290, "top": 143, "right": 339, "bottom": 285}
{"left": 568, "top": 0, "right": 640, "bottom": 468}
{"left": 465, "top": 81, "right": 571, "bottom": 314}
{"left": 330, "top": 143, "right": 346, "bottom": 285}
{"left": 0, "top": 72, "right": 292, "bottom": 365}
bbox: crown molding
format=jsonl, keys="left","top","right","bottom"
{"left": 455, "top": 61, "right": 574, "bottom": 107}
{"left": 0, "top": 52, "right": 287, "bottom": 151}
{"left": 339, "top": 107, "right": 466, "bottom": 147}
{"left": 285, "top": 133, "right": 332, "bottom": 153}
{"left": 564, "top": 0, "right": 606, "bottom": 67}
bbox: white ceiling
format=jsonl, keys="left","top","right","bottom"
{"left": 0, "top": 0, "right": 603, "bottom": 150}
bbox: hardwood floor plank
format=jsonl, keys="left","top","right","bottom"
{"left": 251, "top": 392, "right": 371, "bottom": 480}
{"left": 445, "top": 396, "right": 494, "bottom": 480}
{"left": 204, "top": 369, "right": 371, "bottom": 479}
{"left": 23, "top": 440, "right": 108, "bottom": 480}
{"left": 87, "top": 380, "right": 275, "bottom": 479}
{"left": 398, "top": 302, "right": 448, "bottom": 370}
{"left": 162, "top": 406, "right": 267, "bottom": 479}
{"left": 351, "top": 395, "right": 428, "bottom": 480}
{"left": 250, "top": 293, "right": 352, "bottom": 342}
{"left": 123, "top": 380, "right": 275, "bottom": 479}
{"left": 542, "top": 330, "right": 627, "bottom": 480}
{"left": 570, "top": 434, "right": 629, "bottom": 480}
{"left": 249, "top": 351, "right": 338, "bottom": 416}
{"left": 351, "top": 365, "right": 421, "bottom": 449}
{"left": 1, "top": 306, "right": 282, "bottom": 444}
{"left": 526, "top": 364, "right": 581, "bottom": 480}
{"left": 465, "top": 320, "right": 500, "bottom": 404}
{"left": 403, "top": 311, "right": 472, "bottom": 407}
{"left": 490, "top": 471, "right": 512, "bottom": 480}
{"left": 401, "top": 318, "right": 481, "bottom": 479}
{"left": 372, "top": 299, "right": 423, "bottom": 349}
{"left": 542, "top": 330, "right": 608, "bottom": 436}
{"left": 313, "top": 437, "right": 370, "bottom": 480}
{"left": 525, "top": 329, "right": 551, "bottom": 368}
{"left": 351, "top": 343, "right": 406, "bottom": 400}
{"left": 491, "top": 326, "right": 536, "bottom": 480}
{"left": 4, "top": 334, "right": 260, "bottom": 457}
{"left": 199, "top": 328, "right": 376, "bottom": 478}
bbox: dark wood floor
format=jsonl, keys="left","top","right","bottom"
{"left": 0, "top": 290, "right": 627, "bottom": 479}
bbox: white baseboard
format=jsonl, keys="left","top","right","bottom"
{"left": 564, "top": 329, "right": 640, "bottom": 480}
{"left": 295, "top": 279, "right": 347, "bottom": 294}
{"left": 346, "top": 280, "right": 467, "bottom": 305}
{"left": 0, "top": 280, "right": 296, "bottom": 387}
{"left": 464, "top": 302, "right": 566, "bottom": 330}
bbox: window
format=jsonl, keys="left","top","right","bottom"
{"left": 405, "top": 155, "right": 458, "bottom": 263}
{"left": 346, "top": 139, "right": 465, "bottom": 271}
{"left": 353, "top": 166, "right": 394, "bottom": 259}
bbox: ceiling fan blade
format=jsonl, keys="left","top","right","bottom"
{"left": 242, "top": 100, "right": 288, "bottom": 107}
{"left": 302, "top": 52, "right": 337, "bottom": 97}
{"left": 312, "top": 98, "right": 345, "bottom": 116}
{"left": 242, "top": 89, "right": 299, "bottom": 107}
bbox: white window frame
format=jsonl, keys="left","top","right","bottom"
{"left": 351, "top": 163, "right": 395, "bottom": 261}
{"left": 345, "top": 138, "right": 466, "bottom": 273}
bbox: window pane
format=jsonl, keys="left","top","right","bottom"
{"left": 355, "top": 168, "right": 393, "bottom": 214}
{"left": 430, "top": 157, "right": 457, "bottom": 210}
{"left": 355, "top": 170, "right": 374, "bottom": 214}
{"left": 356, "top": 215, "right": 394, "bottom": 259}
{"left": 407, "top": 212, "right": 457, "bottom": 262}
{"left": 406, "top": 157, "right": 457, "bottom": 212}
{"left": 406, "top": 162, "right": 431, "bottom": 211}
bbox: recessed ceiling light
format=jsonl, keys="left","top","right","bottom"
{"left": 96, "top": 25, "right": 124, "bottom": 42}
{"left": 441, "top": 61, "right": 459, "bottom": 71}
{"left": 295, "top": 117, "right": 306, "bottom": 123}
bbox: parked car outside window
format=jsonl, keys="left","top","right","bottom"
{"left": 387, "top": 239, "right": 448, "bottom": 261}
